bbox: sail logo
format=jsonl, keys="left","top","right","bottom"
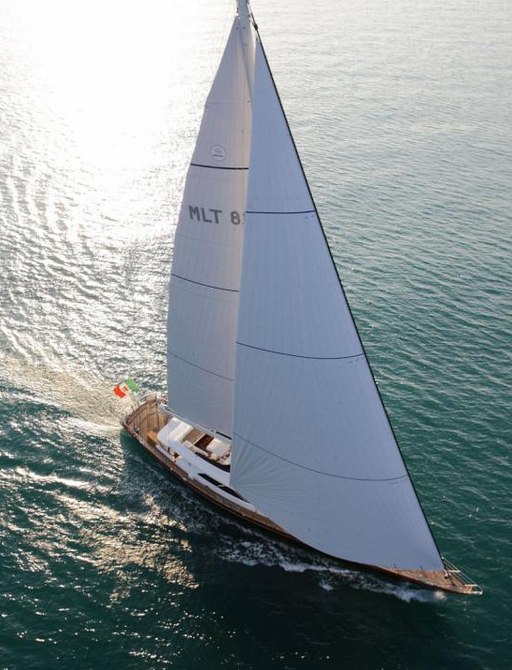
{"left": 188, "top": 206, "right": 242, "bottom": 225}
{"left": 209, "top": 145, "right": 226, "bottom": 161}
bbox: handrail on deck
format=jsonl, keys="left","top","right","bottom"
{"left": 442, "top": 557, "right": 483, "bottom": 595}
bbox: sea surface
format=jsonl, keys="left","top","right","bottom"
{"left": 0, "top": 0, "right": 511, "bottom": 668}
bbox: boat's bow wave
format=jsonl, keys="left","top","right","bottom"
{"left": 213, "top": 529, "right": 448, "bottom": 602}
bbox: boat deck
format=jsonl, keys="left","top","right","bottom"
{"left": 122, "top": 395, "right": 290, "bottom": 536}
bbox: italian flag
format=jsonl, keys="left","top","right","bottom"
{"left": 113, "top": 377, "right": 139, "bottom": 398}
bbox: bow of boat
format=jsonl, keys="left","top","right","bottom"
{"left": 388, "top": 561, "right": 482, "bottom": 595}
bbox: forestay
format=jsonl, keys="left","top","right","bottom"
{"left": 231, "top": 38, "right": 444, "bottom": 571}
{"left": 167, "top": 15, "right": 253, "bottom": 437}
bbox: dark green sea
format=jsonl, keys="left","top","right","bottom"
{"left": 1, "top": 0, "right": 511, "bottom": 668}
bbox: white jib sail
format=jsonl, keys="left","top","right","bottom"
{"left": 231, "top": 38, "right": 443, "bottom": 572}
{"left": 167, "top": 16, "right": 253, "bottom": 437}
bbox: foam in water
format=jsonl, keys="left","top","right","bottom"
{"left": 212, "top": 527, "right": 446, "bottom": 603}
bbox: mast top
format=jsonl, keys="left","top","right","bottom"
{"left": 236, "top": 0, "right": 257, "bottom": 31}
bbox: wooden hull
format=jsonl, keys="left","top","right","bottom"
{"left": 122, "top": 397, "right": 482, "bottom": 596}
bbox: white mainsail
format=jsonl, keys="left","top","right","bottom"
{"left": 167, "top": 13, "right": 253, "bottom": 437}
{"left": 230, "top": 37, "right": 444, "bottom": 571}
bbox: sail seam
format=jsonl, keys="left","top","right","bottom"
{"left": 168, "top": 351, "right": 234, "bottom": 382}
{"left": 190, "top": 163, "right": 248, "bottom": 170}
{"left": 237, "top": 341, "right": 364, "bottom": 361}
{"left": 246, "top": 209, "right": 315, "bottom": 215}
{"left": 171, "top": 273, "right": 239, "bottom": 293}
{"left": 234, "top": 432, "right": 407, "bottom": 482}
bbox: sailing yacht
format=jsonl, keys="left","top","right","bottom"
{"left": 123, "top": 0, "right": 481, "bottom": 595}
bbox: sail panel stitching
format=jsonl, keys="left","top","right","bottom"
{"left": 190, "top": 162, "right": 248, "bottom": 170}
{"left": 234, "top": 432, "right": 408, "bottom": 482}
{"left": 168, "top": 351, "right": 234, "bottom": 382}
{"left": 172, "top": 273, "right": 239, "bottom": 294}
{"left": 237, "top": 341, "right": 364, "bottom": 361}
{"left": 246, "top": 209, "right": 315, "bottom": 215}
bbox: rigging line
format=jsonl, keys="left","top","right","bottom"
{"left": 190, "top": 163, "right": 248, "bottom": 170}
{"left": 247, "top": 0, "right": 258, "bottom": 30}
{"left": 237, "top": 341, "right": 364, "bottom": 361}
{"left": 233, "top": 432, "right": 408, "bottom": 482}
{"left": 171, "top": 273, "right": 239, "bottom": 293}
{"left": 168, "top": 351, "right": 234, "bottom": 382}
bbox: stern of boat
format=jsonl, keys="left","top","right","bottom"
{"left": 122, "top": 393, "right": 169, "bottom": 448}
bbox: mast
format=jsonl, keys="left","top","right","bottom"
{"left": 236, "top": 0, "right": 251, "bottom": 36}
{"left": 236, "top": 0, "right": 255, "bottom": 96}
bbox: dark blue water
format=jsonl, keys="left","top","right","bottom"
{"left": 1, "top": 0, "right": 511, "bottom": 668}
